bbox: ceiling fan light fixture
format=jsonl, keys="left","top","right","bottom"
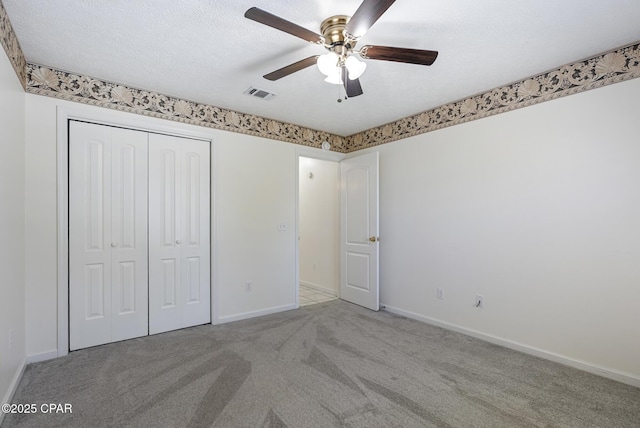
{"left": 345, "top": 55, "right": 366, "bottom": 80}
{"left": 324, "top": 68, "right": 343, "bottom": 85}
{"left": 317, "top": 52, "right": 339, "bottom": 76}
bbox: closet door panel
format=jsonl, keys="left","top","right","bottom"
{"left": 110, "top": 129, "right": 149, "bottom": 341}
{"left": 149, "top": 134, "right": 210, "bottom": 334}
{"left": 160, "top": 258, "right": 178, "bottom": 306}
{"left": 69, "top": 122, "right": 149, "bottom": 350}
{"left": 181, "top": 141, "right": 211, "bottom": 328}
{"left": 149, "top": 135, "right": 183, "bottom": 334}
{"left": 69, "top": 122, "right": 113, "bottom": 350}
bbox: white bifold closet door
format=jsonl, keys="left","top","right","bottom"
{"left": 69, "top": 121, "right": 149, "bottom": 351}
{"left": 69, "top": 122, "right": 211, "bottom": 350}
{"left": 148, "top": 133, "right": 211, "bottom": 334}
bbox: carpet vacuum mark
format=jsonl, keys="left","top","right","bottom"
{"left": 3, "top": 300, "right": 639, "bottom": 427}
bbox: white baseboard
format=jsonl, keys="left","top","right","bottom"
{"left": 0, "top": 357, "right": 26, "bottom": 426}
{"left": 217, "top": 303, "right": 298, "bottom": 324}
{"left": 381, "top": 303, "right": 640, "bottom": 389}
{"left": 300, "top": 281, "right": 338, "bottom": 297}
{"left": 26, "top": 349, "right": 59, "bottom": 364}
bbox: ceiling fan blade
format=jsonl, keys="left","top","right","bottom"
{"left": 361, "top": 45, "right": 438, "bottom": 66}
{"left": 245, "top": 7, "right": 322, "bottom": 43}
{"left": 344, "top": 0, "right": 396, "bottom": 39}
{"left": 264, "top": 56, "right": 319, "bottom": 81}
{"left": 342, "top": 66, "right": 364, "bottom": 97}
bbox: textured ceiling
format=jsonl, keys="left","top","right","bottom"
{"left": 4, "top": 0, "right": 640, "bottom": 136}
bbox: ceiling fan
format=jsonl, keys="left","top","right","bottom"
{"left": 244, "top": 0, "right": 438, "bottom": 98}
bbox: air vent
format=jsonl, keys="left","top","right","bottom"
{"left": 244, "top": 86, "right": 276, "bottom": 100}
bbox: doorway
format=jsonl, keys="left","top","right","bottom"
{"left": 298, "top": 156, "right": 340, "bottom": 306}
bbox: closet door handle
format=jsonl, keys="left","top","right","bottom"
{"left": 176, "top": 240, "right": 182, "bottom": 245}
{"left": 111, "top": 243, "right": 118, "bottom": 248}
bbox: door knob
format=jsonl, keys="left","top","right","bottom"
{"left": 111, "top": 243, "right": 117, "bottom": 247}
{"left": 369, "top": 236, "right": 379, "bottom": 242}
{"left": 176, "top": 240, "right": 181, "bottom": 245}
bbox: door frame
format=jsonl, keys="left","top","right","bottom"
{"left": 294, "top": 147, "right": 345, "bottom": 307}
{"left": 56, "top": 105, "right": 215, "bottom": 357}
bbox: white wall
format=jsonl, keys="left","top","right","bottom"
{"left": 24, "top": 94, "right": 300, "bottom": 357}
{"left": 0, "top": 52, "right": 26, "bottom": 405}
{"left": 214, "top": 131, "right": 298, "bottom": 322}
{"left": 19, "top": 70, "right": 640, "bottom": 385}
{"left": 375, "top": 77, "right": 640, "bottom": 383}
{"left": 299, "top": 157, "right": 340, "bottom": 295}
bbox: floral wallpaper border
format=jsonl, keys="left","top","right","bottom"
{"left": 346, "top": 42, "right": 640, "bottom": 150}
{"left": 0, "top": 0, "right": 26, "bottom": 88}
{"left": 24, "top": 63, "right": 347, "bottom": 152}
{"left": 2, "top": 2, "right": 639, "bottom": 152}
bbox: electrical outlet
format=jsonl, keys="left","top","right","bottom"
{"left": 437, "top": 288, "right": 444, "bottom": 300}
{"left": 475, "top": 294, "right": 484, "bottom": 308}
{"left": 9, "top": 329, "right": 14, "bottom": 349}
{"left": 245, "top": 281, "right": 252, "bottom": 292}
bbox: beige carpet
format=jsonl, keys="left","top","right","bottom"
{"left": 3, "top": 300, "right": 639, "bottom": 427}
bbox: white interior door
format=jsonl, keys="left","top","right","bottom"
{"left": 340, "top": 152, "right": 379, "bottom": 311}
{"left": 110, "top": 129, "right": 149, "bottom": 342}
{"left": 69, "top": 121, "right": 149, "bottom": 350}
{"left": 149, "top": 134, "right": 210, "bottom": 334}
